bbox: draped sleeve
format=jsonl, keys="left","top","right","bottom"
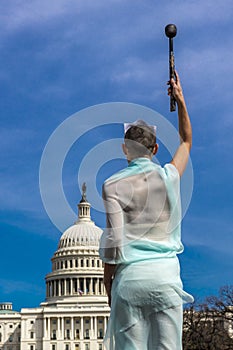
{"left": 99, "top": 181, "right": 125, "bottom": 264}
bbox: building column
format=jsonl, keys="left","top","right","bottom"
{"left": 90, "top": 278, "right": 93, "bottom": 295}
{"left": 70, "top": 278, "right": 73, "bottom": 295}
{"left": 55, "top": 280, "right": 58, "bottom": 296}
{"left": 64, "top": 279, "right": 67, "bottom": 296}
{"left": 51, "top": 281, "right": 54, "bottom": 297}
{"left": 94, "top": 317, "right": 97, "bottom": 339}
{"left": 98, "top": 278, "right": 101, "bottom": 295}
{"left": 61, "top": 317, "right": 64, "bottom": 339}
{"left": 99, "top": 280, "right": 102, "bottom": 295}
{"left": 55, "top": 280, "right": 57, "bottom": 296}
{"left": 80, "top": 317, "right": 84, "bottom": 340}
{"left": 71, "top": 317, "right": 74, "bottom": 340}
{"left": 43, "top": 317, "right": 47, "bottom": 338}
{"left": 95, "top": 279, "right": 98, "bottom": 295}
{"left": 48, "top": 317, "right": 51, "bottom": 339}
{"left": 58, "top": 280, "right": 61, "bottom": 296}
{"left": 49, "top": 281, "right": 51, "bottom": 297}
{"left": 56, "top": 280, "right": 58, "bottom": 296}
{"left": 57, "top": 317, "right": 61, "bottom": 339}
{"left": 101, "top": 279, "right": 104, "bottom": 295}
{"left": 101, "top": 280, "right": 105, "bottom": 295}
{"left": 92, "top": 278, "right": 95, "bottom": 295}
{"left": 61, "top": 279, "right": 64, "bottom": 295}
{"left": 84, "top": 278, "right": 86, "bottom": 294}
{"left": 104, "top": 317, "right": 107, "bottom": 333}
{"left": 89, "top": 317, "right": 93, "bottom": 339}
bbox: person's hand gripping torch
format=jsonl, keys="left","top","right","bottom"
{"left": 165, "top": 24, "right": 177, "bottom": 112}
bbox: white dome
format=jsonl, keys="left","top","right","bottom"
{"left": 57, "top": 183, "right": 103, "bottom": 249}
{"left": 58, "top": 222, "right": 103, "bottom": 249}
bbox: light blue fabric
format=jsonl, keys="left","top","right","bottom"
{"left": 99, "top": 158, "right": 184, "bottom": 263}
{"left": 99, "top": 158, "right": 194, "bottom": 349}
{"left": 106, "top": 304, "right": 183, "bottom": 350}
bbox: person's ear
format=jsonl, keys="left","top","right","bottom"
{"left": 122, "top": 143, "right": 128, "bottom": 155}
{"left": 152, "top": 143, "right": 159, "bottom": 155}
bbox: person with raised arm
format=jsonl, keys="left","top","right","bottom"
{"left": 99, "top": 71, "right": 193, "bottom": 350}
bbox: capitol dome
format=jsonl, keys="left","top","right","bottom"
{"left": 58, "top": 222, "right": 102, "bottom": 248}
{"left": 44, "top": 183, "right": 107, "bottom": 304}
{"left": 58, "top": 183, "right": 103, "bottom": 249}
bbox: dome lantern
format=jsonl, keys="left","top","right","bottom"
{"left": 57, "top": 183, "right": 102, "bottom": 249}
{"left": 77, "top": 182, "right": 91, "bottom": 222}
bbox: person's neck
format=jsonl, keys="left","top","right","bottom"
{"left": 127, "top": 155, "right": 152, "bottom": 164}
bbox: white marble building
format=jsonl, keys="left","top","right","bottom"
{"left": 0, "top": 186, "right": 110, "bottom": 350}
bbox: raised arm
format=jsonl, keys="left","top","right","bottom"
{"left": 168, "top": 71, "right": 192, "bottom": 176}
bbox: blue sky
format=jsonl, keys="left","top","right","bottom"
{"left": 0, "top": 0, "right": 233, "bottom": 311}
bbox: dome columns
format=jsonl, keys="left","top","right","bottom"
{"left": 43, "top": 315, "right": 108, "bottom": 342}
{"left": 46, "top": 276, "right": 105, "bottom": 299}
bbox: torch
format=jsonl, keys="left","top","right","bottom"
{"left": 165, "top": 24, "right": 177, "bottom": 112}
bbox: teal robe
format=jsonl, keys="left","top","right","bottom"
{"left": 99, "top": 158, "right": 193, "bottom": 349}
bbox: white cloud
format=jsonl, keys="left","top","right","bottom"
{"left": 0, "top": 0, "right": 125, "bottom": 34}
{"left": 0, "top": 0, "right": 232, "bottom": 106}
{"left": 2, "top": 0, "right": 232, "bottom": 38}
{"left": 0, "top": 1, "right": 72, "bottom": 32}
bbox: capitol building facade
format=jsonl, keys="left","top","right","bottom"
{"left": 0, "top": 187, "right": 110, "bottom": 350}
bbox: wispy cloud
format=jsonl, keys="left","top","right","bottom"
{"left": 0, "top": 0, "right": 232, "bottom": 108}
{"left": 0, "top": 278, "right": 44, "bottom": 295}
{"left": 0, "top": 128, "right": 41, "bottom": 211}
{"left": 183, "top": 214, "right": 233, "bottom": 254}
{"left": 0, "top": 0, "right": 232, "bottom": 308}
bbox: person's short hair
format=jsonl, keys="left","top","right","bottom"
{"left": 124, "top": 120, "right": 156, "bottom": 157}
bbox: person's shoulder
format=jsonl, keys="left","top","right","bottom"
{"left": 104, "top": 167, "right": 129, "bottom": 185}
{"left": 152, "top": 162, "right": 179, "bottom": 182}
{"left": 159, "top": 163, "right": 180, "bottom": 190}
{"left": 163, "top": 163, "right": 180, "bottom": 178}
{"left": 102, "top": 168, "right": 128, "bottom": 198}
{"left": 148, "top": 161, "right": 178, "bottom": 176}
